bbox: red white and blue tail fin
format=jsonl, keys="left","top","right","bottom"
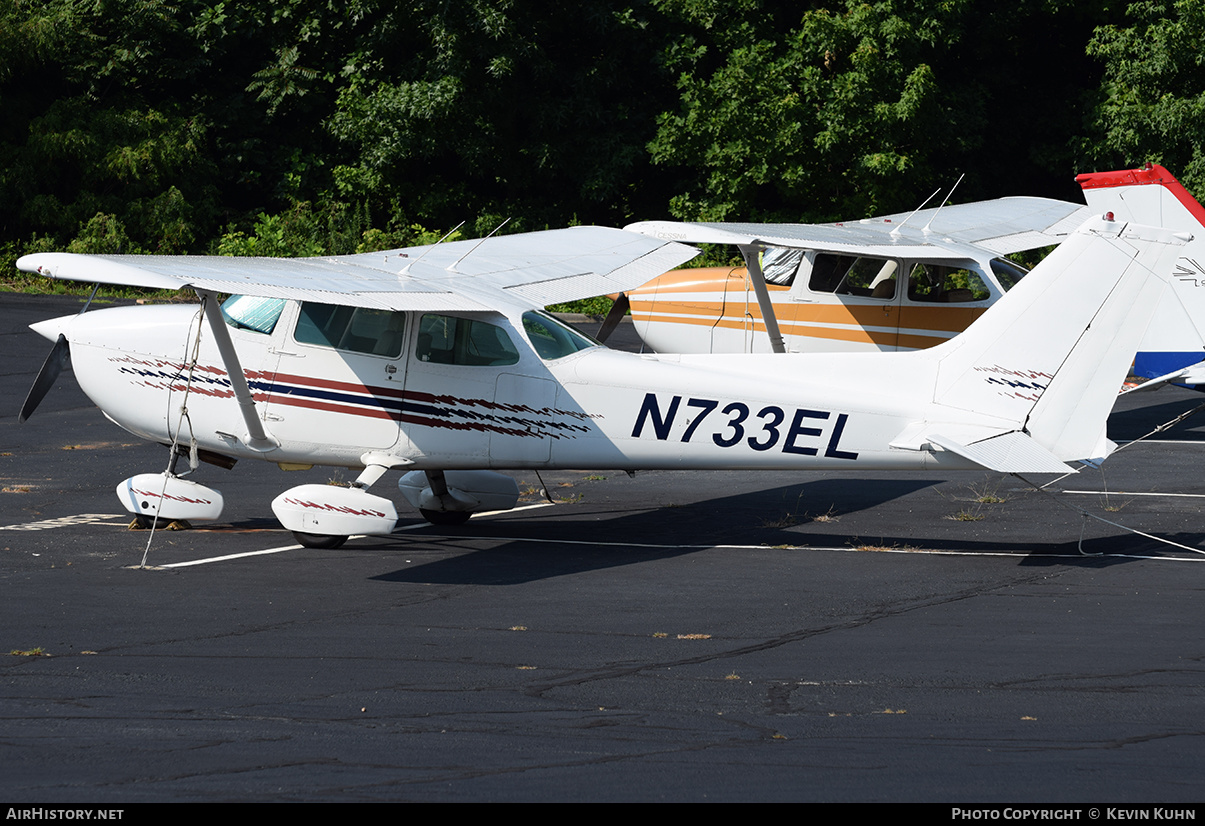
{"left": 1077, "top": 164, "right": 1205, "bottom": 385}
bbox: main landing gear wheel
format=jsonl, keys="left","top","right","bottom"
{"left": 131, "top": 514, "right": 191, "bottom": 530}
{"left": 420, "top": 509, "right": 472, "bottom": 526}
{"left": 292, "top": 532, "right": 348, "bottom": 550}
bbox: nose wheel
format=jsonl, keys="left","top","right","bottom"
{"left": 420, "top": 508, "right": 472, "bottom": 526}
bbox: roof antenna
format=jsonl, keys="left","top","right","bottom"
{"left": 448, "top": 217, "right": 512, "bottom": 272}
{"left": 397, "top": 220, "right": 467, "bottom": 273}
{"left": 889, "top": 186, "right": 942, "bottom": 237}
{"left": 922, "top": 173, "right": 966, "bottom": 235}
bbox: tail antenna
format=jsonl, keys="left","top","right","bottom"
{"left": 922, "top": 173, "right": 966, "bottom": 235}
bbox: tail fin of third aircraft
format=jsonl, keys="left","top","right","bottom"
{"left": 1078, "top": 164, "right": 1205, "bottom": 383}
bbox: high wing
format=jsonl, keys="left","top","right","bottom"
{"left": 625, "top": 197, "right": 1092, "bottom": 260}
{"left": 17, "top": 226, "right": 698, "bottom": 313}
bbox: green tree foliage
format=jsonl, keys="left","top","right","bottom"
{"left": 0, "top": 0, "right": 371, "bottom": 257}
{"left": 0, "top": 1, "right": 220, "bottom": 252}
{"left": 1084, "top": 0, "right": 1205, "bottom": 196}
{"left": 6, "top": 0, "right": 1204, "bottom": 282}
{"left": 326, "top": 1, "right": 676, "bottom": 231}
{"left": 649, "top": 0, "right": 1120, "bottom": 221}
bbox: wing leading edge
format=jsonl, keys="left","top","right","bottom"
{"left": 17, "top": 226, "right": 698, "bottom": 313}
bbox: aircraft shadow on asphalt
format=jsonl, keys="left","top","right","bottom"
{"left": 365, "top": 477, "right": 1198, "bottom": 585}
{"left": 1108, "top": 394, "right": 1205, "bottom": 441}
{"left": 369, "top": 478, "right": 937, "bottom": 585}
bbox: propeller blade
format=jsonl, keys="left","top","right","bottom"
{"left": 19, "top": 334, "right": 70, "bottom": 423}
{"left": 596, "top": 292, "right": 630, "bottom": 344}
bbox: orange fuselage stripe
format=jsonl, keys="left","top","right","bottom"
{"left": 630, "top": 298, "right": 985, "bottom": 334}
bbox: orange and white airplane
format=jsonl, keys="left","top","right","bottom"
{"left": 621, "top": 197, "right": 1092, "bottom": 355}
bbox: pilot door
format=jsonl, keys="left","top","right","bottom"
{"left": 261, "top": 302, "right": 409, "bottom": 451}
{"left": 397, "top": 312, "right": 528, "bottom": 465}
{"left": 790, "top": 252, "right": 903, "bottom": 352}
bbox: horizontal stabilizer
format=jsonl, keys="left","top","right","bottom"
{"left": 927, "top": 431, "right": 1072, "bottom": 474}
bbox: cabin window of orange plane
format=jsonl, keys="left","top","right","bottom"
{"left": 906, "top": 264, "right": 990, "bottom": 303}
{"left": 761, "top": 248, "right": 805, "bottom": 285}
{"left": 808, "top": 254, "right": 899, "bottom": 299}
{"left": 990, "top": 257, "right": 1030, "bottom": 292}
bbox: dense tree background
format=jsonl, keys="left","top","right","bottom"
{"left": 2, "top": 0, "right": 1202, "bottom": 274}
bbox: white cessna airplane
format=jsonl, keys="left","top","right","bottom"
{"left": 17, "top": 216, "right": 1186, "bottom": 548}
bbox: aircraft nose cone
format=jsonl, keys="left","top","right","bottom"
{"left": 29, "top": 314, "right": 75, "bottom": 343}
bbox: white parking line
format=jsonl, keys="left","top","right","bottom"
{"left": 1062, "top": 490, "right": 1205, "bottom": 498}
{"left": 159, "top": 543, "right": 309, "bottom": 567}
{"left": 0, "top": 514, "right": 127, "bottom": 531}
{"left": 406, "top": 534, "right": 1205, "bottom": 562}
{"left": 150, "top": 533, "right": 1205, "bottom": 568}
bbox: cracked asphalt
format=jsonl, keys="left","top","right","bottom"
{"left": 3, "top": 293, "right": 1204, "bottom": 802}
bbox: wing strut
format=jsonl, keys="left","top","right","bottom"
{"left": 740, "top": 245, "right": 787, "bottom": 354}
{"left": 196, "top": 289, "right": 277, "bottom": 452}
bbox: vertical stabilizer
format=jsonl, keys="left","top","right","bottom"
{"left": 920, "top": 215, "right": 1187, "bottom": 463}
{"left": 1078, "top": 164, "right": 1205, "bottom": 381}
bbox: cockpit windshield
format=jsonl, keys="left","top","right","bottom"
{"left": 221, "top": 295, "right": 286, "bottom": 334}
{"left": 522, "top": 311, "right": 598, "bottom": 360}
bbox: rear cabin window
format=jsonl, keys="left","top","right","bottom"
{"left": 294, "top": 303, "right": 406, "bottom": 357}
{"left": 416, "top": 315, "right": 520, "bottom": 366}
{"left": 990, "top": 257, "right": 1029, "bottom": 292}
{"left": 907, "top": 264, "right": 991, "bottom": 303}
{"left": 222, "top": 295, "right": 286, "bottom": 334}
{"left": 808, "top": 254, "right": 899, "bottom": 299}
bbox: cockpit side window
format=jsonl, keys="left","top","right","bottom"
{"left": 522, "top": 311, "right": 598, "bottom": 360}
{"left": 221, "top": 295, "right": 286, "bottom": 334}
{"left": 416, "top": 314, "right": 520, "bottom": 366}
{"left": 294, "top": 303, "right": 406, "bottom": 357}
{"left": 808, "top": 254, "right": 898, "bottom": 299}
